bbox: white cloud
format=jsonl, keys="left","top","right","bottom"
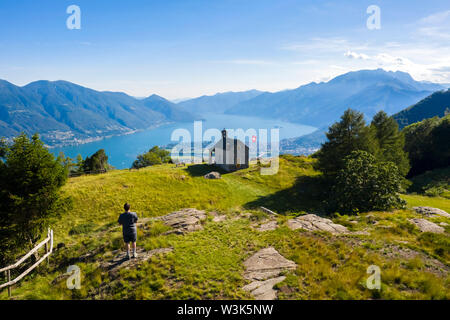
{"left": 419, "top": 10, "right": 450, "bottom": 25}
{"left": 344, "top": 51, "right": 370, "bottom": 60}
{"left": 417, "top": 10, "right": 450, "bottom": 40}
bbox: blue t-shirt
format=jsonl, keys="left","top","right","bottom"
{"left": 118, "top": 211, "right": 139, "bottom": 235}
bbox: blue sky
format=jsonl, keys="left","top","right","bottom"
{"left": 1, "top": 0, "right": 449, "bottom": 99}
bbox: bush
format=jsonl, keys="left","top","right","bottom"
{"left": 82, "top": 149, "right": 111, "bottom": 173}
{"left": 331, "top": 151, "right": 406, "bottom": 214}
{"left": 132, "top": 146, "right": 171, "bottom": 169}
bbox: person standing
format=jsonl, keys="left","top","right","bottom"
{"left": 118, "top": 203, "right": 139, "bottom": 259}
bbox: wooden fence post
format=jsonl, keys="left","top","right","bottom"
{"left": 7, "top": 270, "right": 11, "bottom": 298}
{"left": 45, "top": 229, "right": 50, "bottom": 265}
{"left": 0, "top": 228, "right": 54, "bottom": 297}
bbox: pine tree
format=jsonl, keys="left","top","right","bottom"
{"left": 83, "top": 149, "right": 110, "bottom": 172}
{"left": 317, "top": 109, "right": 377, "bottom": 176}
{"left": 371, "top": 111, "right": 410, "bottom": 176}
{"left": 0, "top": 134, "right": 70, "bottom": 263}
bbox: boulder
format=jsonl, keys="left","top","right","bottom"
{"left": 243, "top": 276, "right": 286, "bottom": 300}
{"left": 243, "top": 247, "right": 296, "bottom": 281}
{"left": 409, "top": 218, "right": 445, "bottom": 234}
{"left": 209, "top": 211, "right": 227, "bottom": 222}
{"left": 287, "top": 214, "right": 348, "bottom": 234}
{"left": 204, "top": 172, "right": 221, "bottom": 179}
{"left": 413, "top": 207, "right": 450, "bottom": 218}
{"left": 256, "top": 220, "right": 278, "bottom": 232}
{"left": 242, "top": 247, "right": 296, "bottom": 300}
{"left": 157, "top": 208, "right": 207, "bottom": 234}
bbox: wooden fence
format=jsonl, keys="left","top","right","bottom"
{"left": 0, "top": 228, "right": 54, "bottom": 298}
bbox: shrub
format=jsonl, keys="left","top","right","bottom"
{"left": 331, "top": 151, "right": 406, "bottom": 214}
{"left": 132, "top": 146, "right": 171, "bottom": 169}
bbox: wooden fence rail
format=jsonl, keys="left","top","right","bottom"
{"left": 0, "top": 228, "right": 53, "bottom": 298}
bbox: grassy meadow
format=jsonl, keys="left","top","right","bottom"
{"left": 1, "top": 155, "right": 449, "bottom": 300}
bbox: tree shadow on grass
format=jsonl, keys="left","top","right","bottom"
{"left": 244, "top": 175, "right": 330, "bottom": 215}
{"left": 184, "top": 164, "right": 230, "bottom": 177}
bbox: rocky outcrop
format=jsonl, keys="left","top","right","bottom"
{"left": 242, "top": 276, "right": 287, "bottom": 300}
{"left": 287, "top": 214, "right": 348, "bottom": 234}
{"left": 204, "top": 172, "right": 221, "bottom": 179}
{"left": 242, "top": 247, "right": 296, "bottom": 300}
{"left": 255, "top": 220, "right": 278, "bottom": 232}
{"left": 409, "top": 218, "right": 445, "bottom": 234}
{"left": 209, "top": 211, "right": 227, "bottom": 222}
{"left": 157, "top": 208, "right": 207, "bottom": 234}
{"left": 413, "top": 207, "right": 450, "bottom": 218}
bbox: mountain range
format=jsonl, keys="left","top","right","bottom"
{"left": 0, "top": 80, "right": 196, "bottom": 146}
{"left": 393, "top": 89, "right": 450, "bottom": 128}
{"left": 0, "top": 68, "right": 447, "bottom": 148}
{"left": 280, "top": 86, "right": 450, "bottom": 155}
{"left": 224, "top": 69, "right": 445, "bottom": 127}
{"left": 177, "top": 89, "right": 264, "bottom": 114}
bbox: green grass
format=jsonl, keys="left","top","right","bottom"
{"left": 1, "top": 155, "right": 449, "bottom": 300}
{"left": 401, "top": 194, "right": 450, "bottom": 213}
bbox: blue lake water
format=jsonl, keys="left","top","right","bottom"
{"left": 51, "top": 113, "right": 317, "bottom": 169}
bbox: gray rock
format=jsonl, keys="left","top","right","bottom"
{"left": 244, "top": 247, "right": 296, "bottom": 281}
{"left": 157, "top": 208, "right": 207, "bottom": 234}
{"left": 256, "top": 220, "right": 278, "bottom": 232}
{"left": 413, "top": 206, "right": 450, "bottom": 218}
{"left": 242, "top": 247, "right": 296, "bottom": 300}
{"left": 204, "top": 172, "right": 221, "bottom": 179}
{"left": 209, "top": 211, "right": 227, "bottom": 222}
{"left": 287, "top": 214, "right": 348, "bottom": 234}
{"left": 409, "top": 218, "right": 445, "bottom": 234}
{"left": 243, "top": 276, "right": 286, "bottom": 300}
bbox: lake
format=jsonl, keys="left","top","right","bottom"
{"left": 51, "top": 113, "right": 317, "bottom": 169}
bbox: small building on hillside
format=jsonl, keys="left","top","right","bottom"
{"left": 208, "top": 129, "right": 249, "bottom": 172}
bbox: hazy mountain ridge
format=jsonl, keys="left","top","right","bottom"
{"left": 177, "top": 89, "right": 264, "bottom": 114}
{"left": 0, "top": 80, "right": 197, "bottom": 146}
{"left": 226, "top": 69, "right": 444, "bottom": 127}
{"left": 281, "top": 86, "right": 450, "bottom": 156}
{"left": 393, "top": 89, "right": 450, "bottom": 128}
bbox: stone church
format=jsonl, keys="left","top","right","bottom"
{"left": 208, "top": 129, "right": 249, "bottom": 172}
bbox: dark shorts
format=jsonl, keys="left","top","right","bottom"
{"left": 123, "top": 233, "right": 137, "bottom": 243}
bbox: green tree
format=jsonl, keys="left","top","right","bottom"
{"left": 429, "top": 115, "right": 450, "bottom": 171}
{"left": 57, "top": 151, "right": 74, "bottom": 174}
{"left": 132, "top": 146, "right": 171, "bottom": 169}
{"left": 73, "top": 154, "right": 85, "bottom": 174}
{"left": 0, "top": 134, "right": 70, "bottom": 264}
{"left": 317, "top": 109, "right": 377, "bottom": 176}
{"left": 332, "top": 151, "right": 406, "bottom": 214}
{"left": 403, "top": 116, "right": 442, "bottom": 176}
{"left": 82, "top": 149, "right": 110, "bottom": 173}
{"left": 371, "top": 111, "right": 410, "bottom": 176}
